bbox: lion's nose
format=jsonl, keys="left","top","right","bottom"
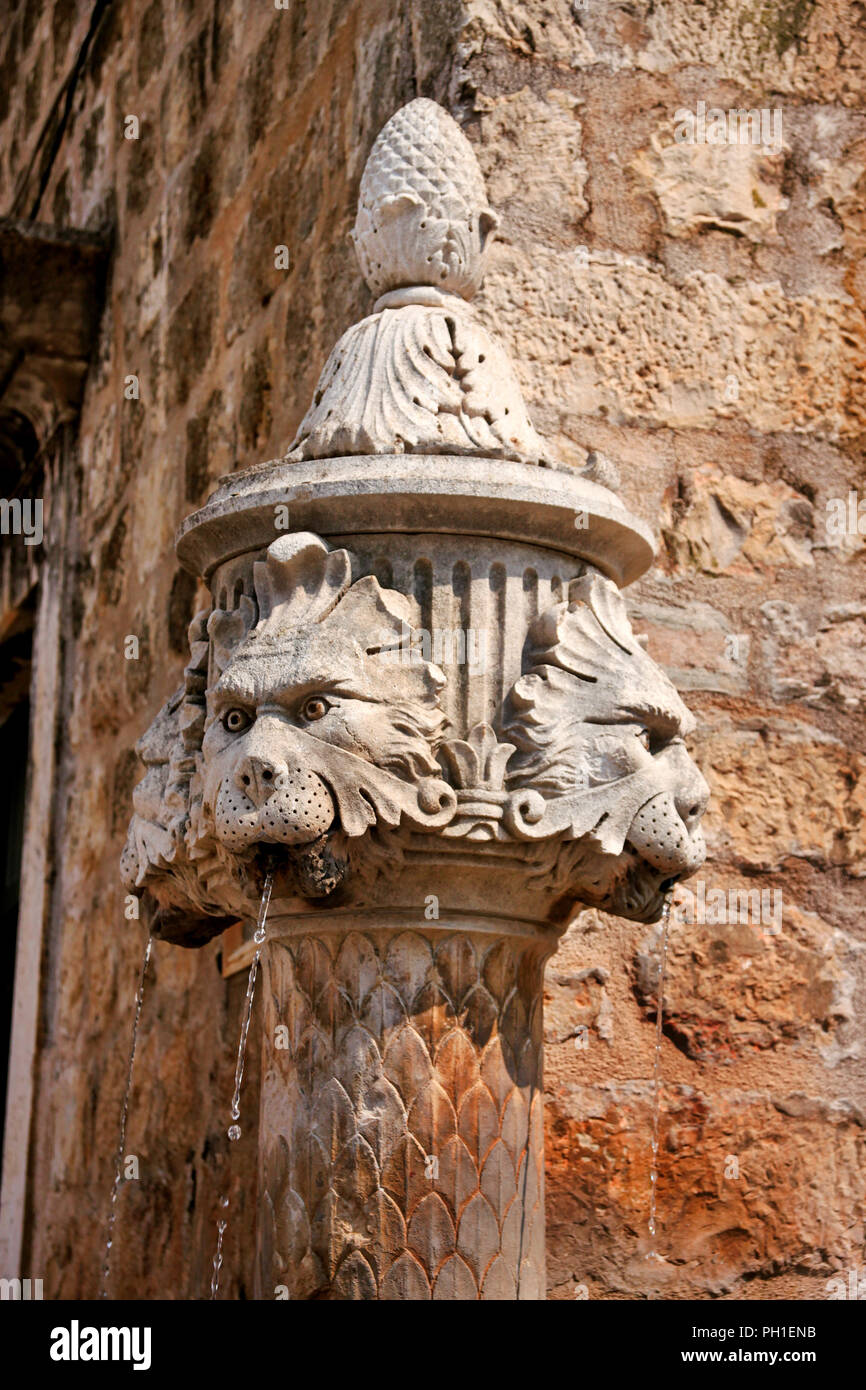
{"left": 235, "top": 754, "right": 284, "bottom": 807}
{"left": 674, "top": 770, "right": 710, "bottom": 833}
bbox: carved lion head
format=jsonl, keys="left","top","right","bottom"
{"left": 196, "top": 534, "right": 454, "bottom": 894}
{"left": 121, "top": 534, "right": 455, "bottom": 940}
{"left": 498, "top": 572, "right": 709, "bottom": 922}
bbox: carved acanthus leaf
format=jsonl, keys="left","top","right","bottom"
{"left": 208, "top": 596, "right": 256, "bottom": 676}
{"left": 287, "top": 301, "right": 550, "bottom": 464}
{"left": 503, "top": 764, "right": 667, "bottom": 848}
{"left": 251, "top": 532, "right": 354, "bottom": 631}
{"left": 289, "top": 734, "right": 456, "bottom": 837}
{"left": 503, "top": 573, "right": 694, "bottom": 770}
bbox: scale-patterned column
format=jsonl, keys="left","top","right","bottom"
{"left": 256, "top": 919, "right": 549, "bottom": 1300}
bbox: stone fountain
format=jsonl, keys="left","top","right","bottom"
{"left": 122, "top": 98, "right": 709, "bottom": 1300}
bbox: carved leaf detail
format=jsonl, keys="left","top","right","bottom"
{"left": 287, "top": 304, "right": 549, "bottom": 464}
{"left": 260, "top": 932, "right": 548, "bottom": 1299}
{"left": 514, "top": 573, "right": 692, "bottom": 727}
{"left": 441, "top": 723, "right": 515, "bottom": 790}
{"left": 252, "top": 533, "right": 353, "bottom": 631}
{"left": 207, "top": 596, "right": 256, "bottom": 674}
{"left": 276, "top": 734, "right": 456, "bottom": 838}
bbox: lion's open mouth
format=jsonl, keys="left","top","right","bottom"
{"left": 606, "top": 859, "right": 682, "bottom": 922}
{"left": 243, "top": 833, "right": 349, "bottom": 903}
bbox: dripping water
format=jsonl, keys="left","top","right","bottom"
{"left": 100, "top": 934, "right": 153, "bottom": 1299}
{"left": 645, "top": 891, "right": 673, "bottom": 1284}
{"left": 209, "top": 1196, "right": 230, "bottom": 1301}
{"left": 210, "top": 869, "right": 273, "bottom": 1300}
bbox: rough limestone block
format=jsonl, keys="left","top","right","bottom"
{"left": 663, "top": 471, "right": 815, "bottom": 574}
{"left": 634, "top": 897, "right": 856, "bottom": 1063}
{"left": 546, "top": 1083, "right": 866, "bottom": 1296}
{"left": 630, "top": 131, "right": 787, "bottom": 243}
{"left": 477, "top": 243, "right": 864, "bottom": 438}
{"left": 698, "top": 724, "right": 866, "bottom": 873}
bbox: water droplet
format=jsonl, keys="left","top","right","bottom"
{"left": 228, "top": 1124, "right": 241, "bottom": 1142}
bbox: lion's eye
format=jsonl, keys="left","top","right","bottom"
{"left": 222, "top": 708, "right": 252, "bottom": 734}
{"left": 636, "top": 728, "right": 652, "bottom": 751}
{"left": 300, "top": 696, "right": 330, "bottom": 722}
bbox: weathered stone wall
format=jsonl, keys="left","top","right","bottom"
{"left": 1, "top": 0, "right": 863, "bottom": 1299}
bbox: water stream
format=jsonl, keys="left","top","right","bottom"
{"left": 210, "top": 870, "right": 274, "bottom": 1299}
{"left": 99, "top": 933, "right": 154, "bottom": 1299}
{"left": 645, "top": 892, "right": 673, "bottom": 1284}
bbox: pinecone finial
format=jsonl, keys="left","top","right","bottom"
{"left": 351, "top": 98, "right": 499, "bottom": 301}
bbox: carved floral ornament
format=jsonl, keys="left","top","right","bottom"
{"left": 288, "top": 98, "right": 548, "bottom": 464}
{"left": 122, "top": 97, "right": 709, "bottom": 945}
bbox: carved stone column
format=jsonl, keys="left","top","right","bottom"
{"left": 258, "top": 911, "right": 549, "bottom": 1300}
{"left": 123, "top": 99, "right": 709, "bottom": 1299}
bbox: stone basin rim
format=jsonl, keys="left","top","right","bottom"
{"left": 176, "top": 453, "right": 656, "bottom": 587}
